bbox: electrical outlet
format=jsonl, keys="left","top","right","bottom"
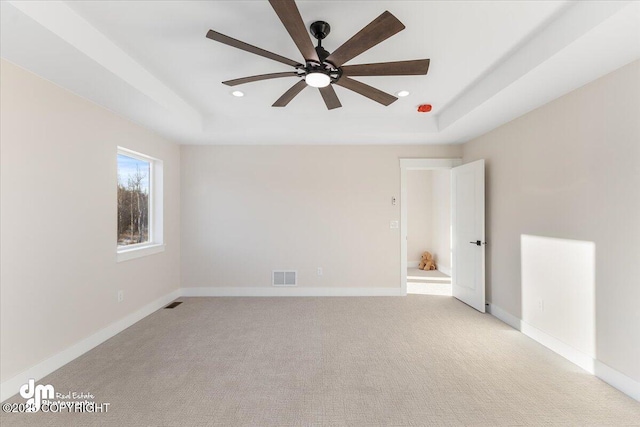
{"left": 317, "top": 267, "right": 323, "bottom": 276}
{"left": 118, "top": 290, "right": 124, "bottom": 303}
{"left": 390, "top": 220, "right": 399, "bottom": 229}
{"left": 537, "top": 298, "right": 544, "bottom": 312}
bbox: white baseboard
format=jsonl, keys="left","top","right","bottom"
{"left": 486, "top": 302, "right": 639, "bottom": 402}
{"left": 487, "top": 303, "right": 593, "bottom": 373}
{"left": 486, "top": 302, "right": 521, "bottom": 330}
{"left": 182, "top": 286, "right": 403, "bottom": 297}
{"left": 407, "top": 261, "right": 420, "bottom": 268}
{"left": 0, "top": 288, "right": 181, "bottom": 402}
{"left": 519, "top": 321, "right": 595, "bottom": 374}
{"left": 594, "top": 360, "right": 640, "bottom": 401}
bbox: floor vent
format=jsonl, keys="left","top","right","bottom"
{"left": 272, "top": 270, "right": 297, "bottom": 286}
{"left": 165, "top": 301, "right": 183, "bottom": 309}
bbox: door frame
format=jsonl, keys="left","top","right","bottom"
{"left": 399, "top": 158, "right": 462, "bottom": 295}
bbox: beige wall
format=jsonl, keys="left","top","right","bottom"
{"left": 181, "top": 145, "right": 462, "bottom": 290}
{"left": 0, "top": 60, "right": 181, "bottom": 382}
{"left": 406, "top": 170, "right": 451, "bottom": 273}
{"left": 463, "top": 60, "right": 640, "bottom": 382}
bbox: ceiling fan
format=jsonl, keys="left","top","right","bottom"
{"left": 206, "top": 0, "right": 430, "bottom": 110}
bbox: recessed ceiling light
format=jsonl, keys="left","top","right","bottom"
{"left": 396, "top": 90, "right": 410, "bottom": 97}
{"left": 231, "top": 90, "right": 244, "bottom": 97}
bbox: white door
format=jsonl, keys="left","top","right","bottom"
{"left": 452, "top": 160, "right": 485, "bottom": 312}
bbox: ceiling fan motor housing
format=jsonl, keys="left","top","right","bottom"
{"left": 315, "top": 45, "right": 331, "bottom": 63}
{"left": 301, "top": 60, "right": 342, "bottom": 85}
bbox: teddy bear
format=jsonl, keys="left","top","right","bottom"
{"left": 418, "top": 251, "right": 437, "bottom": 271}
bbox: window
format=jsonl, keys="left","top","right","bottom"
{"left": 117, "top": 153, "right": 150, "bottom": 246}
{"left": 117, "top": 147, "right": 164, "bottom": 261}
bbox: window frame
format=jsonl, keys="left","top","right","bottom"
{"left": 116, "top": 147, "right": 165, "bottom": 262}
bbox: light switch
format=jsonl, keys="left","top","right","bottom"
{"left": 390, "top": 220, "right": 399, "bottom": 229}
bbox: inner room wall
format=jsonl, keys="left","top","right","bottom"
{"left": 407, "top": 171, "right": 433, "bottom": 266}
{"left": 431, "top": 170, "right": 451, "bottom": 274}
{"left": 406, "top": 170, "right": 451, "bottom": 274}
{"left": 181, "top": 145, "right": 462, "bottom": 293}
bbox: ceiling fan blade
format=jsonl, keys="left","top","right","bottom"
{"left": 319, "top": 85, "right": 342, "bottom": 110}
{"left": 342, "top": 59, "right": 430, "bottom": 77}
{"left": 269, "top": 0, "right": 320, "bottom": 62}
{"left": 273, "top": 80, "right": 308, "bottom": 107}
{"left": 223, "top": 72, "right": 299, "bottom": 87}
{"left": 334, "top": 77, "right": 397, "bottom": 106}
{"left": 326, "top": 11, "right": 405, "bottom": 67}
{"left": 206, "top": 30, "right": 300, "bottom": 67}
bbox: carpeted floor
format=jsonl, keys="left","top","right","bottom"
{"left": 407, "top": 270, "right": 452, "bottom": 296}
{"left": 407, "top": 269, "right": 451, "bottom": 281}
{"left": 2, "top": 296, "right": 639, "bottom": 426}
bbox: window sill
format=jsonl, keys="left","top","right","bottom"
{"left": 117, "top": 243, "right": 165, "bottom": 263}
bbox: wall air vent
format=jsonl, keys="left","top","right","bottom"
{"left": 165, "top": 301, "right": 183, "bottom": 309}
{"left": 272, "top": 270, "right": 297, "bottom": 286}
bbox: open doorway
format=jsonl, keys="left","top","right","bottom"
{"left": 406, "top": 169, "right": 452, "bottom": 295}
{"left": 400, "top": 159, "right": 462, "bottom": 295}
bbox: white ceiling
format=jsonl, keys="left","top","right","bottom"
{"left": 1, "top": 1, "right": 639, "bottom": 145}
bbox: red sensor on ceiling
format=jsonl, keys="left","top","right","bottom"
{"left": 417, "top": 104, "right": 432, "bottom": 113}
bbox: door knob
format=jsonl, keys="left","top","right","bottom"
{"left": 469, "top": 240, "right": 482, "bottom": 246}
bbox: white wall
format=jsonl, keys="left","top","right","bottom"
{"left": 463, "top": 60, "right": 640, "bottom": 384}
{"left": 406, "top": 170, "right": 451, "bottom": 273}
{"left": 0, "top": 60, "right": 181, "bottom": 383}
{"left": 181, "top": 145, "right": 462, "bottom": 292}
{"left": 521, "top": 235, "right": 595, "bottom": 359}
{"left": 407, "top": 171, "right": 433, "bottom": 264}
{"left": 430, "top": 170, "right": 451, "bottom": 274}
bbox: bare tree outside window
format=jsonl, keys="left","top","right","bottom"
{"left": 117, "top": 154, "right": 150, "bottom": 246}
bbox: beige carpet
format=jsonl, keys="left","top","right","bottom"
{"left": 2, "top": 296, "right": 639, "bottom": 426}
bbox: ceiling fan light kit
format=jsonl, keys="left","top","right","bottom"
{"left": 206, "top": 0, "right": 430, "bottom": 110}
{"left": 305, "top": 72, "right": 331, "bottom": 88}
